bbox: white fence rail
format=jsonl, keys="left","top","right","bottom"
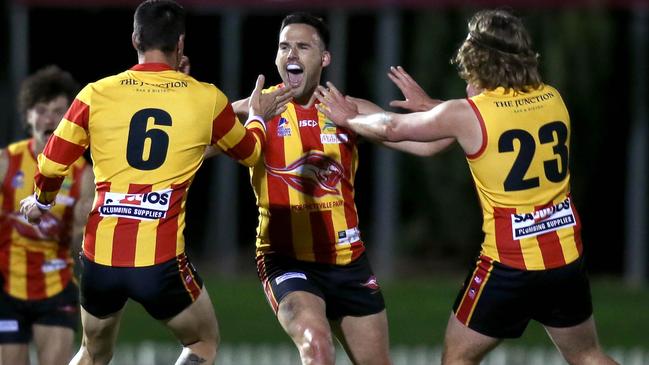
{"left": 99, "top": 343, "right": 647, "bottom": 365}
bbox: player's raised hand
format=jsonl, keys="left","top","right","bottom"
{"left": 388, "top": 66, "right": 437, "bottom": 112}
{"left": 315, "top": 82, "right": 359, "bottom": 129}
{"left": 248, "top": 75, "right": 293, "bottom": 122}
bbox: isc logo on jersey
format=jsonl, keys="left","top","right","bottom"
{"left": 299, "top": 119, "right": 318, "bottom": 128}
{"left": 100, "top": 189, "right": 172, "bottom": 221}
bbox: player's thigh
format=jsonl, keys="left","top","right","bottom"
{"left": 32, "top": 324, "right": 74, "bottom": 365}
{"left": 443, "top": 313, "right": 501, "bottom": 365}
{"left": 129, "top": 253, "right": 204, "bottom": 322}
{"left": 164, "top": 286, "right": 218, "bottom": 346}
{"left": 0, "top": 344, "right": 29, "bottom": 365}
{"left": 332, "top": 309, "right": 391, "bottom": 365}
{"left": 277, "top": 291, "right": 331, "bottom": 339}
{"left": 544, "top": 315, "right": 601, "bottom": 359}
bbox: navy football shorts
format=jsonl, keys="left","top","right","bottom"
{"left": 0, "top": 281, "right": 79, "bottom": 343}
{"left": 453, "top": 255, "right": 593, "bottom": 338}
{"left": 80, "top": 253, "right": 203, "bottom": 320}
{"left": 256, "top": 252, "right": 385, "bottom": 320}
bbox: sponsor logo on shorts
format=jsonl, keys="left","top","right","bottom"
{"left": 42, "top": 258, "right": 67, "bottom": 273}
{"left": 275, "top": 272, "right": 307, "bottom": 285}
{"left": 100, "top": 189, "right": 172, "bottom": 221}
{"left": 511, "top": 198, "right": 576, "bottom": 240}
{"left": 58, "top": 305, "right": 78, "bottom": 314}
{"left": 468, "top": 288, "right": 477, "bottom": 299}
{"left": 361, "top": 275, "right": 380, "bottom": 290}
{"left": 473, "top": 276, "right": 482, "bottom": 284}
{"left": 0, "top": 320, "right": 19, "bottom": 332}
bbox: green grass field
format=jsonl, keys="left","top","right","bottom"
{"left": 115, "top": 275, "right": 648, "bottom": 348}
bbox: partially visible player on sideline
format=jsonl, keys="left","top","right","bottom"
{"left": 317, "top": 9, "right": 618, "bottom": 365}
{"left": 0, "top": 66, "right": 94, "bottom": 365}
{"left": 19, "top": 1, "right": 290, "bottom": 364}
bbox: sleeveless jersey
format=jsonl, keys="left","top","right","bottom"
{"left": 252, "top": 85, "right": 365, "bottom": 265}
{"left": 34, "top": 63, "right": 265, "bottom": 267}
{"left": 467, "top": 85, "right": 582, "bottom": 270}
{"left": 0, "top": 139, "right": 86, "bottom": 300}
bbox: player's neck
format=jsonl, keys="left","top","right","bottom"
{"left": 138, "top": 50, "right": 177, "bottom": 69}
{"left": 293, "top": 89, "right": 318, "bottom": 108}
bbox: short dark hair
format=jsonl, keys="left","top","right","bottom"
{"left": 452, "top": 9, "right": 541, "bottom": 93}
{"left": 133, "top": 0, "right": 186, "bottom": 54}
{"left": 18, "top": 65, "right": 79, "bottom": 119}
{"left": 280, "top": 12, "right": 330, "bottom": 50}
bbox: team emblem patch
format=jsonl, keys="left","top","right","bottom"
{"left": 11, "top": 171, "right": 24, "bottom": 188}
{"left": 277, "top": 117, "right": 292, "bottom": 137}
{"left": 266, "top": 151, "right": 343, "bottom": 197}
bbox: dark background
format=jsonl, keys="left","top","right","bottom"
{"left": 1, "top": 1, "right": 647, "bottom": 278}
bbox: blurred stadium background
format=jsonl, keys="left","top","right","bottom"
{"left": 1, "top": 0, "right": 647, "bottom": 364}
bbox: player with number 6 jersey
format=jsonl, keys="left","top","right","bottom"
{"left": 19, "top": 1, "right": 291, "bottom": 364}
{"left": 35, "top": 65, "right": 265, "bottom": 267}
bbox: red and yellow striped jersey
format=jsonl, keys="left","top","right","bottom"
{"left": 467, "top": 85, "right": 582, "bottom": 270}
{"left": 34, "top": 63, "right": 265, "bottom": 267}
{"left": 252, "top": 85, "right": 364, "bottom": 265}
{"left": 0, "top": 139, "right": 86, "bottom": 300}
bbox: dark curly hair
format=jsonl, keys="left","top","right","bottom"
{"left": 18, "top": 65, "right": 79, "bottom": 121}
{"left": 452, "top": 10, "right": 542, "bottom": 93}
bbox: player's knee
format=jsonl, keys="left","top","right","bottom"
{"left": 562, "top": 346, "right": 613, "bottom": 365}
{"left": 294, "top": 324, "right": 335, "bottom": 363}
{"left": 442, "top": 344, "right": 484, "bottom": 365}
{"left": 80, "top": 344, "right": 113, "bottom": 365}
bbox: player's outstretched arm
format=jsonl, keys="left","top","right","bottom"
{"left": 345, "top": 96, "right": 455, "bottom": 157}
{"left": 317, "top": 82, "right": 471, "bottom": 147}
{"left": 388, "top": 66, "right": 441, "bottom": 112}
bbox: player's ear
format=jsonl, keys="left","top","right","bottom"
{"left": 131, "top": 32, "right": 138, "bottom": 51}
{"left": 322, "top": 50, "right": 331, "bottom": 68}
{"left": 177, "top": 34, "right": 185, "bottom": 54}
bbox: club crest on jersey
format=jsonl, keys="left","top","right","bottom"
{"left": 266, "top": 151, "right": 343, "bottom": 197}
{"left": 100, "top": 189, "right": 172, "bottom": 221}
{"left": 510, "top": 198, "right": 576, "bottom": 240}
{"left": 277, "top": 117, "right": 292, "bottom": 137}
{"left": 11, "top": 171, "right": 24, "bottom": 189}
